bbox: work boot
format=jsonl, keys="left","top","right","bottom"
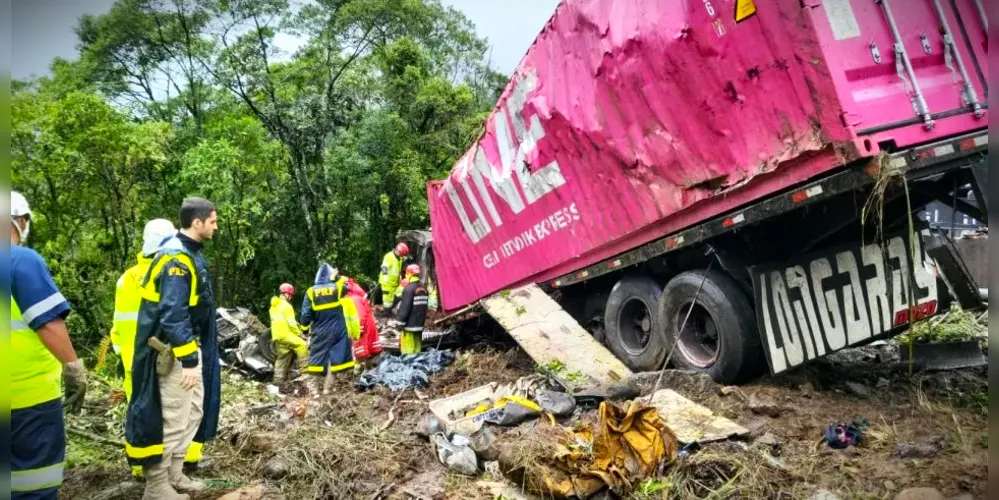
{"left": 143, "top": 464, "right": 190, "bottom": 500}
{"left": 169, "top": 458, "right": 207, "bottom": 493}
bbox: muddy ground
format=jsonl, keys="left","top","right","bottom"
{"left": 62, "top": 338, "right": 987, "bottom": 500}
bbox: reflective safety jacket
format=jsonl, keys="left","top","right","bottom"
{"left": 300, "top": 268, "right": 359, "bottom": 373}
{"left": 396, "top": 278, "right": 429, "bottom": 334}
{"left": 11, "top": 245, "right": 72, "bottom": 410}
{"left": 378, "top": 251, "right": 403, "bottom": 303}
{"left": 111, "top": 253, "right": 153, "bottom": 401}
{"left": 124, "top": 234, "right": 221, "bottom": 467}
{"left": 269, "top": 296, "right": 301, "bottom": 343}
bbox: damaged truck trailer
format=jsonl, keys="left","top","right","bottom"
{"left": 411, "top": 0, "right": 990, "bottom": 385}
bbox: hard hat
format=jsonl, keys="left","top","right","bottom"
{"left": 142, "top": 219, "right": 176, "bottom": 256}
{"left": 395, "top": 242, "right": 410, "bottom": 256}
{"left": 279, "top": 283, "right": 295, "bottom": 295}
{"left": 11, "top": 191, "right": 31, "bottom": 218}
{"left": 405, "top": 264, "right": 421, "bottom": 276}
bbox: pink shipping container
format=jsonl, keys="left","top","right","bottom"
{"left": 428, "top": 0, "right": 989, "bottom": 311}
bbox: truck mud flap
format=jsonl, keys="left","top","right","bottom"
{"left": 751, "top": 228, "right": 944, "bottom": 375}
{"left": 899, "top": 340, "right": 986, "bottom": 371}
{"left": 925, "top": 233, "right": 984, "bottom": 309}
{"left": 481, "top": 284, "right": 633, "bottom": 392}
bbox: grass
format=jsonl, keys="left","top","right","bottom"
{"left": 865, "top": 416, "right": 901, "bottom": 453}
{"left": 893, "top": 306, "right": 988, "bottom": 346}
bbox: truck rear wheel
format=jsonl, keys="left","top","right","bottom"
{"left": 659, "top": 269, "right": 762, "bottom": 384}
{"left": 603, "top": 275, "right": 668, "bottom": 372}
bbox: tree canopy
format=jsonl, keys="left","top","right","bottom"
{"left": 12, "top": 0, "right": 507, "bottom": 353}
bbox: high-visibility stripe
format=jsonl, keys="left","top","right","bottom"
{"left": 20, "top": 292, "right": 67, "bottom": 324}
{"left": 184, "top": 441, "right": 204, "bottom": 463}
{"left": 306, "top": 365, "right": 327, "bottom": 373}
{"left": 404, "top": 327, "right": 425, "bottom": 332}
{"left": 114, "top": 312, "right": 139, "bottom": 322}
{"left": 173, "top": 341, "right": 198, "bottom": 358}
{"left": 126, "top": 442, "right": 164, "bottom": 459}
{"left": 312, "top": 301, "right": 343, "bottom": 311}
{"left": 142, "top": 254, "right": 199, "bottom": 306}
{"left": 330, "top": 360, "right": 355, "bottom": 372}
{"left": 12, "top": 319, "right": 29, "bottom": 330}
{"left": 11, "top": 462, "right": 64, "bottom": 492}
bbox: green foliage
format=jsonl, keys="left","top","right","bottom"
{"left": 12, "top": 0, "right": 502, "bottom": 356}
{"left": 893, "top": 307, "right": 987, "bottom": 346}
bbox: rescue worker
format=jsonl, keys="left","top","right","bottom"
{"left": 11, "top": 191, "right": 88, "bottom": 500}
{"left": 345, "top": 279, "right": 382, "bottom": 372}
{"left": 125, "top": 197, "right": 222, "bottom": 500}
{"left": 300, "top": 263, "right": 360, "bottom": 396}
{"left": 392, "top": 264, "right": 429, "bottom": 355}
{"left": 386, "top": 263, "right": 418, "bottom": 312}
{"left": 378, "top": 242, "right": 409, "bottom": 307}
{"left": 269, "top": 283, "right": 309, "bottom": 384}
{"left": 109, "top": 218, "right": 176, "bottom": 479}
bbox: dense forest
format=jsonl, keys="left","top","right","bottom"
{"left": 11, "top": 0, "right": 508, "bottom": 354}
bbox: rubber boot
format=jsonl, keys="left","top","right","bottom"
{"left": 143, "top": 464, "right": 190, "bottom": 500}
{"left": 169, "top": 457, "right": 207, "bottom": 493}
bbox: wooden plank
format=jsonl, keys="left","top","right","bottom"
{"left": 648, "top": 389, "right": 748, "bottom": 443}
{"left": 481, "top": 284, "right": 632, "bottom": 392}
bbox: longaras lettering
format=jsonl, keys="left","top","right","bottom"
{"left": 755, "top": 232, "right": 939, "bottom": 374}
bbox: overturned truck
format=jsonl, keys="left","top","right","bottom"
{"left": 402, "top": 0, "right": 989, "bottom": 386}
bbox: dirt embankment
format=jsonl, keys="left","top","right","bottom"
{"left": 62, "top": 342, "right": 986, "bottom": 500}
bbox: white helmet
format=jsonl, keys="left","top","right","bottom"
{"left": 11, "top": 191, "right": 32, "bottom": 242}
{"left": 142, "top": 218, "right": 176, "bottom": 256}
{"left": 11, "top": 191, "right": 31, "bottom": 218}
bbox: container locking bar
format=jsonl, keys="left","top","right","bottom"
{"left": 972, "top": 0, "right": 987, "bottom": 32}
{"left": 875, "top": 0, "right": 934, "bottom": 129}
{"left": 931, "top": 0, "right": 984, "bottom": 118}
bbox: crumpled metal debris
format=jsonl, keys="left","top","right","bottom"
{"left": 354, "top": 349, "right": 456, "bottom": 391}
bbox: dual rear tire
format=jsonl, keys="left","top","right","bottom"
{"left": 602, "top": 270, "right": 762, "bottom": 384}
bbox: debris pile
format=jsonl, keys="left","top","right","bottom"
{"left": 59, "top": 308, "right": 988, "bottom": 499}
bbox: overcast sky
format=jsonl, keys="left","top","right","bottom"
{"left": 9, "top": 0, "right": 560, "bottom": 81}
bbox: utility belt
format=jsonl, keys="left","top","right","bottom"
{"left": 147, "top": 337, "right": 199, "bottom": 377}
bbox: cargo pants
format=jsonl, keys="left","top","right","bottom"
{"left": 273, "top": 336, "right": 308, "bottom": 383}
{"left": 149, "top": 350, "right": 204, "bottom": 477}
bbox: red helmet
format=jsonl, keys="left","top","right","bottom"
{"left": 405, "top": 264, "right": 421, "bottom": 276}
{"left": 279, "top": 283, "right": 295, "bottom": 295}
{"left": 395, "top": 242, "right": 410, "bottom": 256}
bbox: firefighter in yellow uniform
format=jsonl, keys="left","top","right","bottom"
{"left": 378, "top": 242, "right": 408, "bottom": 306}
{"left": 269, "top": 283, "right": 309, "bottom": 383}
{"left": 110, "top": 219, "right": 176, "bottom": 479}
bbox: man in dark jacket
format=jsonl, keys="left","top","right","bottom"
{"left": 125, "top": 197, "right": 221, "bottom": 500}
{"left": 394, "top": 264, "right": 428, "bottom": 354}
{"left": 300, "top": 263, "right": 359, "bottom": 396}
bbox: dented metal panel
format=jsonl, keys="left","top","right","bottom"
{"left": 428, "top": 0, "right": 989, "bottom": 311}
